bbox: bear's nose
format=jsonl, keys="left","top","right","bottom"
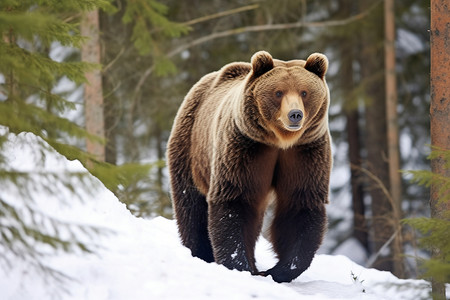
{"left": 288, "top": 109, "right": 303, "bottom": 123}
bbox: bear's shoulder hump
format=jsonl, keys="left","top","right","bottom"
{"left": 218, "top": 62, "right": 251, "bottom": 82}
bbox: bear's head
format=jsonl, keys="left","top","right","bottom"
{"left": 245, "top": 51, "right": 329, "bottom": 148}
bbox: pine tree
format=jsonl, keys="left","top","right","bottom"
{"left": 403, "top": 1, "right": 449, "bottom": 298}
{"left": 0, "top": 0, "right": 119, "bottom": 287}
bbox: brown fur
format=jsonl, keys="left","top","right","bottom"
{"left": 167, "top": 51, "right": 332, "bottom": 283}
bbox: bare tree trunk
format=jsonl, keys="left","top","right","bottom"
{"left": 4, "top": 30, "right": 17, "bottom": 101}
{"left": 99, "top": 15, "right": 117, "bottom": 166}
{"left": 81, "top": 10, "right": 105, "bottom": 162}
{"left": 347, "top": 108, "right": 368, "bottom": 251}
{"left": 359, "top": 1, "right": 401, "bottom": 275}
{"left": 99, "top": 1, "right": 128, "bottom": 166}
{"left": 103, "top": 80, "right": 117, "bottom": 165}
{"left": 430, "top": 1, "right": 449, "bottom": 298}
{"left": 338, "top": 0, "right": 368, "bottom": 252}
{"left": 383, "top": 0, "right": 404, "bottom": 278}
{"left": 154, "top": 124, "right": 171, "bottom": 217}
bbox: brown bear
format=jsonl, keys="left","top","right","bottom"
{"left": 167, "top": 51, "right": 332, "bottom": 283}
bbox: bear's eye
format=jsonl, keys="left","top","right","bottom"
{"left": 301, "top": 91, "right": 308, "bottom": 97}
{"left": 275, "top": 91, "right": 283, "bottom": 98}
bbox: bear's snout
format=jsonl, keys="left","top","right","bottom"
{"left": 278, "top": 92, "right": 305, "bottom": 133}
{"left": 288, "top": 109, "right": 303, "bottom": 124}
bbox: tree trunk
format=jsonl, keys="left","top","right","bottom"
{"left": 103, "top": 79, "right": 117, "bottom": 165}
{"left": 347, "top": 108, "right": 368, "bottom": 251}
{"left": 81, "top": 10, "right": 105, "bottom": 162}
{"left": 154, "top": 124, "right": 171, "bottom": 217}
{"left": 430, "top": 1, "right": 449, "bottom": 298}
{"left": 383, "top": 0, "right": 404, "bottom": 278}
{"left": 338, "top": 0, "right": 369, "bottom": 253}
{"left": 359, "top": 1, "right": 402, "bottom": 276}
{"left": 99, "top": 2, "right": 128, "bottom": 165}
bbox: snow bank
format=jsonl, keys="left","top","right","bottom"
{"left": 0, "top": 130, "right": 435, "bottom": 300}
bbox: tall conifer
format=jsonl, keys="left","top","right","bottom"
{"left": 0, "top": 0, "right": 115, "bottom": 283}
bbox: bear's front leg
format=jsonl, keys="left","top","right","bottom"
{"left": 207, "top": 198, "right": 262, "bottom": 275}
{"left": 265, "top": 205, "right": 327, "bottom": 283}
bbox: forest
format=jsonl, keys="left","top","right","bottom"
{"left": 0, "top": 0, "right": 448, "bottom": 299}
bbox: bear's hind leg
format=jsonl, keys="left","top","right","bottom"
{"left": 172, "top": 184, "right": 214, "bottom": 263}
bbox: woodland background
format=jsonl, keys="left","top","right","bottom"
{"left": 1, "top": 0, "right": 449, "bottom": 298}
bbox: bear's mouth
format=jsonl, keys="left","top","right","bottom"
{"left": 277, "top": 117, "right": 303, "bottom": 132}
{"left": 285, "top": 123, "right": 302, "bottom": 131}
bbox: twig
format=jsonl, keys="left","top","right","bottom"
{"left": 350, "top": 163, "right": 394, "bottom": 208}
{"left": 102, "top": 47, "right": 125, "bottom": 73}
{"left": 181, "top": 4, "right": 259, "bottom": 26}
{"left": 366, "top": 226, "right": 400, "bottom": 268}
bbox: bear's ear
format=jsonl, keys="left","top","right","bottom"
{"left": 304, "top": 53, "right": 328, "bottom": 79}
{"left": 251, "top": 51, "right": 274, "bottom": 78}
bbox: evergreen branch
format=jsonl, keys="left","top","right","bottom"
{"left": 0, "top": 196, "right": 104, "bottom": 296}
{"left": 422, "top": 259, "right": 450, "bottom": 283}
{"left": 404, "top": 170, "right": 450, "bottom": 204}
{"left": 29, "top": 0, "right": 113, "bottom": 12}
{"left": 402, "top": 216, "right": 450, "bottom": 282}
{"left": 122, "top": 0, "right": 190, "bottom": 56}
{"left": 0, "top": 101, "right": 99, "bottom": 143}
{"left": 17, "top": 83, "right": 78, "bottom": 113}
{"left": 0, "top": 42, "right": 96, "bottom": 86}
{"left": 0, "top": 0, "right": 123, "bottom": 294}
{"left": 0, "top": 12, "right": 83, "bottom": 47}
{"left": 1, "top": 169, "right": 89, "bottom": 178}
{"left": 428, "top": 146, "right": 450, "bottom": 169}
{"left": 403, "top": 148, "right": 450, "bottom": 285}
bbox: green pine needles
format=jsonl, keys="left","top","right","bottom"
{"left": 403, "top": 148, "right": 450, "bottom": 285}
{"left": 0, "top": 1, "right": 100, "bottom": 136}
{"left": 0, "top": 0, "right": 115, "bottom": 288}
{"left": 123, "top": 0, "right": 189, "bottom": 54}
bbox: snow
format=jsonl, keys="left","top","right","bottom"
{"left": 0, "top": 130, "right": 441, "bottom": 300}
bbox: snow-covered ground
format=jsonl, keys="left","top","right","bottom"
{"left": 0, "top": 130, "right": 440, "bottom": 299}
